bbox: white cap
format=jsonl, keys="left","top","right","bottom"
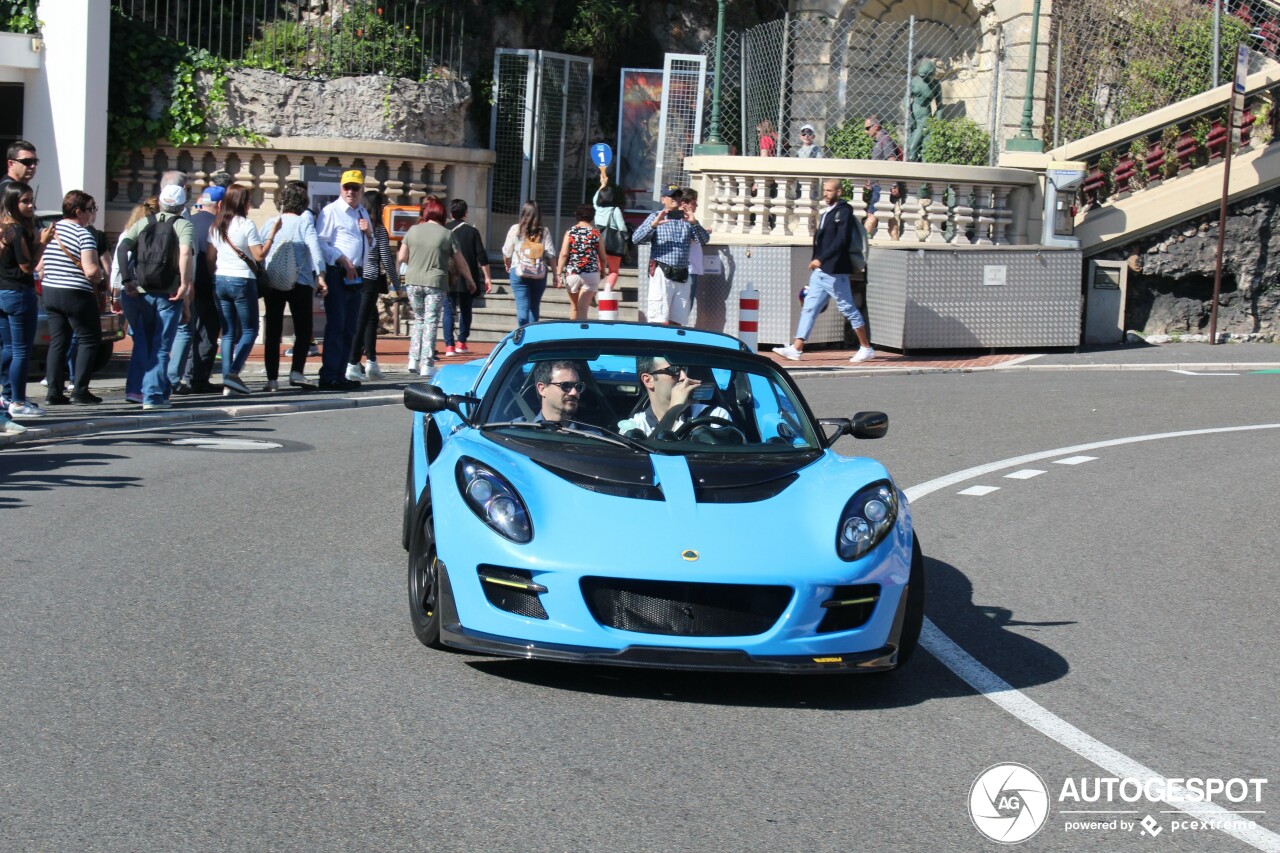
{"left": 159, "top": 184, "right": 188, "bottom": 209}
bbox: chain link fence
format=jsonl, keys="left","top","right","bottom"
{"left": 1047, "top": 0, "right": 1280, "bottom": 147}
{"left": 115, "top": 0, "right": 464, "bottom": 80}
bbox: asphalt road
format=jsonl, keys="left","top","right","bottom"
{"left": 2, "top": 368, "right": 1276, "bottom": 852}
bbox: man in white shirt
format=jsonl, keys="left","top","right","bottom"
{"left": 315, "top": 169, "right": 371, "bottom": 390}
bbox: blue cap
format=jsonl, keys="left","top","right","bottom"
{"left": 197, "top": 185, "right": 226, "bottom": 205}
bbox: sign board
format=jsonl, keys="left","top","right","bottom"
{"left": 300, "top": 164, "right": 345, "bottom": 217}
{"left": 1234, "top": 45, "right": 1250, "bottom": 94}
{"left": 384, "top": 205, "right": 420, "bottom": 241}
{"left": 590, "top": 142, "right": 613, "bottom": 169}
{"left": 983, "top": 265, "right": 1007, "bottom": 287}
{"left": 702, "top": 256, "right": 723, "bottom": 275}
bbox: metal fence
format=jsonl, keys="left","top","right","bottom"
{"left": 1046, "top": 0, "right": 1280, "bottom": 147}
{"left": 489, "top": 50, "right": 594, "bottom": 249}
{"left": 704, "top": 13, "right": 1003, "bottom": 166}
{"left": 114, "top": 0, "right": 465, "bottom": 80}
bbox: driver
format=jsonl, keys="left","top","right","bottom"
{"left": 621, "top": 356, "right": 732, "bottom": 438}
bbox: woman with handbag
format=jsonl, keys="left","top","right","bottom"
{"left": 39, "top": 190, "right": 106, "bottom": 405}
{"left": 260, "top": 181, "right": 327, "bottom": 392}
{"left": 556, "top": 204, "right": 607, "bottom": 322}
{"left": 0, "top": 181, "right": 54, "bottom": 417}
{"left": 346, "top": 190, "right": 399, "bottom": 383}
{"left": 501, "top": 200, "right": 556, "bottom": 327}
{"left": 206, "top": 184, "right": 271, "bottom": 395}
{"left": 593, "top": 176, "right": 628, "bottom": 290}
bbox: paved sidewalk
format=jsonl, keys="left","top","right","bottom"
{"left": 5, "top": 337, "right": 1277, "bottom": 447}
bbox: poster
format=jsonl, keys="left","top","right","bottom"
{"left": 617, "top": 68, "right": 664, "bottom": 214}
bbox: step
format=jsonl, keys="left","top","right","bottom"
{"left": 465, "top": 290, "right": 642, "bottom": 341}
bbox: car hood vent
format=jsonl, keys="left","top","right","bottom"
{"left": 688, "top": 456, "right": 814, "bottom": 503}
{"left": 525, "top": 447, "right": 664, "bottom": 501}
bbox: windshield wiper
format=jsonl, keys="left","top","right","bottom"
{"left": 480, "top": 420, "right": 651, "bottom": 453}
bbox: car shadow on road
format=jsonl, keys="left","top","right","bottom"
{"left": 465, "top": 555, "right": 1072, "bottom": 710}
{"left": 0, "top": 450, "right": 142, "bottom": 508}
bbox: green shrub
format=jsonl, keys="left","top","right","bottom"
{"left": 921, "top": 116, "right": 990, "bottom": 166}
{"left": 0, "top": 0, "right": 39, "bottom": 34}
{"left": 825, "top": 118, "right": 876, "bottom": 160}
{"left": 241, "top": 20, "right": 318, "bottom": 76}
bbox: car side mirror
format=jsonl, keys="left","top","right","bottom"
{"left": 851, "top": 410, "right": 888, "bottom": 439}
{"left": 404, "top": 385, "right": 480, "bottom": 420}
{"left": 817, "top": 417, "right": 853, "bottom": 446}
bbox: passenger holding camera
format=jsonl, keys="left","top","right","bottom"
{"left": 631, "top": 187, "right": 709, "bottom": 327}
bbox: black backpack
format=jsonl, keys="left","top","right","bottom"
{"left": 134, "top": 214, "right": 180, "bottom": 292}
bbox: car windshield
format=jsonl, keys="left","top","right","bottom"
{"left": 480, "top": 346, "right": 820, "bottom": 454}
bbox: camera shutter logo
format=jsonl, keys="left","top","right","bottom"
{"left": 968, "top": 763, "right": 1050, "bottom": 844}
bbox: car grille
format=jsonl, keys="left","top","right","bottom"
{"left": 816, "top": 584, "right": 880, "bottom": 633}
{"left": 478, "top": 566, "right": 548, "bottom": 619}
{"left": 580, "top": 577, "right": 791, "bottom": 637}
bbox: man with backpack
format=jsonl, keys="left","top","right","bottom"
{"left": 773, "top": 178, "right": 875, "bottom": 363}
{"left": 116, "top": 181, "right": 195, "bottom": 409}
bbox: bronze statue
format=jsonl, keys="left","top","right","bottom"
{"left": 908, "top": 59, "right": 943, "bottom": 162}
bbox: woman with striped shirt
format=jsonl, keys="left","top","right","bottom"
{"left": 40, "top": 190, "right": 105, "bottom": 405}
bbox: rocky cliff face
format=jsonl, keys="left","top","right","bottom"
{"left": 197, "top": 67, "right": 471, "bottom": 146}
{"left": 1107, "top": 188, "right": 1280, "bottom": 340}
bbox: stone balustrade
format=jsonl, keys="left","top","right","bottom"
{"left": 684, "top": 155, "right": 1042, "bottom": 246}
{"left": 106, "top": 137, "right": 496, "bottom": 236}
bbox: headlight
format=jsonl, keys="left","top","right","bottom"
{"left": 836, "top": 480, "right": 899, "bottom": 561}
{"left": 456, "top": 457, "right": 532, "bottom": 543}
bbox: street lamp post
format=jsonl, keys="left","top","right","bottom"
{"left": 694, "top": 0, "right": 730, "bottom": 156}
{"left": 1006, "top": 0, "right": 1045, "bottom": 152}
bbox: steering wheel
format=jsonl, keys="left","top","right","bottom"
{"left": 671, "top": 415, "right": 747, "bottom": 445}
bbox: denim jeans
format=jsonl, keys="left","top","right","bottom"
{"left": 443, "top": 289, "right": 474, "bottom": 346}
{"left": 120, "top": 292, "right": 148, "bottom": 399}
{"left": 0, "top": 287, "right": 38, "bottom": 404}
{"left": 795, "top": 269, "right": 864, "bottom": 342}
{"left": 167, "top": 318, "right": 193, "bottom": 387}
{"left": 510, "top": 272, "right": 546, "bottom": 327}
{"left": 407, "top": 286, "right": 447, "bottom": 368}
{"left": 138, "top": 293, "right": 183, "bottom": 404}
{"left": 319, "top": 267, "right": 361, "bottom": 383}
{"left": 215, "top": 275, "right": 259, "bottom": 377}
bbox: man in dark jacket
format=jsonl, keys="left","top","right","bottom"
{"left": 444, "top": 198, "right": 492, "bottom": 356}
{"left": 773, "top": 178, "right": 875, "bottom": 363}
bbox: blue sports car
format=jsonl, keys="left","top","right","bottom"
{"left": 402, "top": 321, "right": 924, "bottom": 673}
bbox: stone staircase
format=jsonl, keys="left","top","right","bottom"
{"left": 464, "top": 265, "right": 642, "bottom": 342}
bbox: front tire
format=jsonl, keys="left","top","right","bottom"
{"left": 408, "top": 512, "right": 445, "bottom": 649}
{"left": 894, "top": 533, "right": 926, "bottom": 667}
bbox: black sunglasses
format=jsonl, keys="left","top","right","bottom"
{"left": 801, "top": 130, "right": 815, "bottom": 136}
{"left": 546, "top": 380, "right": 585, "bottom": 394}
{"left": 649, "top": 366, "right": 685, "bottom": 379}
{"left": 13, "top": 157, "right": 38, "bottom": 166}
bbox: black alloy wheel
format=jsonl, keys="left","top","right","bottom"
{"left": 408, "top": 512, "right": 445, "bottom": 649}
{"left": 894, "top": 533, "right": 927, "bottom": 667}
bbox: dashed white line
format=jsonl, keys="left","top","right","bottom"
{"left": 957, "top": 485, "right": 1000, "bottom": 496}
{"left": 1053, "top": 455, "right": 1097, "bottom": 465}
{"left": 907, "top": 422, "right": 1280, "bottom": 853}
{"left": 1170, "top": 369, "right": 1240, "bottom": 376}
{"left": 1004, "top": 469, "right": 1046, "bottom": 480}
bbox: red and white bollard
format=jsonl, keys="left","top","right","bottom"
{"left": 738, "top": 287, "right": 759, "bottom": 350}
{"left": 597, "top": 288, "right": 620, "bottom": 321}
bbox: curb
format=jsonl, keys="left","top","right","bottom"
{"left": 0, "top": 393, "right": 403, "bottom": 447}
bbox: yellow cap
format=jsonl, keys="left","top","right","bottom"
{"left": 340, "top": 169, "right": 364, "bottom": 187}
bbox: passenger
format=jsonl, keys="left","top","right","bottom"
{"left": 621, "top": 356, "right": 731, "bottom": 437}
{"left": 533, "top": 359, "right": 588, "bottom": 425}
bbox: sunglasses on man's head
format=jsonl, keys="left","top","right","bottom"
{"left": 546, "top": 380, "right": 585, "bottom": 394}
{"left": 648, "top": 366, "right": 685, "bottom": 379}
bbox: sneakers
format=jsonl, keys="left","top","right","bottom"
{"left": 772, "top": 344, "right": 803, "bottom": 361}
{"left": 70, "top": 392, "right": 103, "bottom": 405}
{"left": 455, "top": 343, "right": 470, "bottom": 355}
{"left": 173, "top": 382, "right": 192, "bottom": 396}
{"left": 418, "top": 363, "right": 435, "bottom": 379}
{"left": 0, "top": 396, "right": 11, "bottom": 409}
{"left": 1, "top": 416, "right": 26, "bottom": 434}
{"left": 365, "top": 361, "right": 385, "bottom": 381}
{"left": 142, "top": 400, "right": 173, "bottom": 410}
{"left": 406, "top": 360, "right": 418, "bottom": 373}
{"left": 8, "top": 401, "right": 46, "bottom": 418}
{"left": 222, "top": 373, "right": 251, "bottom": 395}
{"left": 263, "top": 379, "right": 279, "bottom": 392}
{"left": 345, "top": 363, "right": 366, "bottom": 382}
{"left": 289, "top": 371, "right": 317, "bottom": 390}
{"left": 850, "top": 347, "right": 876, "bottom": 363}
{"left": 443, "top": 346, "right": 455, "bottom": 357}
{"left": 45, "top": 394, "right": 72, "bottom": 405}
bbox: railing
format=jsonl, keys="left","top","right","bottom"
{"left": 1051, "top": 66, "right": 1280, "bottom": 211}
{"left": 106, "top": 137, "right": 495, "bottom": 233}
{"left": 684, "top": 156, "right": 1042, "bottom": 246}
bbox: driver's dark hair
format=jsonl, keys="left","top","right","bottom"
{"left": 637, "top": 356, "right": 673, "bottom": 377}
{"left": 533, "top": 359, "right": 579, "bottom": 386}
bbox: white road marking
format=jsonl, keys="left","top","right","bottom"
{"left": 1053, "top": 455, "right": 1097, "bottom": 465}
{"left": 1004, "top": 469, "right": 1046, "bottom": 480}
{"left": 906, "top": 422, "right": 1280, "bottom": 853}
{"left": 1170, "top": 369, "right": 1239, "bottom": 376}
{"left": 957, "top": 485, "right": 1000, "bottom": 496}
